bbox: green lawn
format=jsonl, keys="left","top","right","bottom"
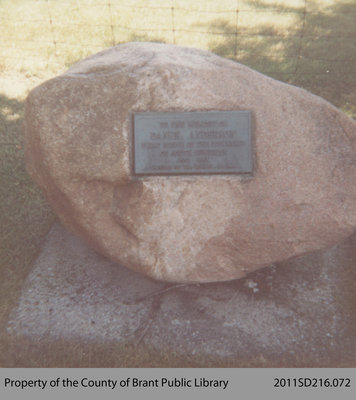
{"left": 0, "top": 0, "right": 355, "bottom": 367}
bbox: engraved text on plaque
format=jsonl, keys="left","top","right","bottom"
{"left": 133, "top": 111, "right": 252, "bottom": 175}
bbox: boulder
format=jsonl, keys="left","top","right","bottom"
{"left": 24, "top": 42, "right": 356, "bottom": 283}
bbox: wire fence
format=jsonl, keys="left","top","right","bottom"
{"left": 0, "top": 0, "right": 355, "bottom": 114}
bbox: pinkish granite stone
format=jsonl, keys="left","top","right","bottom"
{"left": 24, "top": 42, "right": 356, "bottom": 282}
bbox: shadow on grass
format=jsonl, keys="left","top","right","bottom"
{"left": 0, "top": 93, "right": 55, "bottom": 341}
{"left": 0, "top": 94, "right": 23, "bottom": 144}
{"left": 0, "top": 94, "right": 26, "bottom": 219}
{"left": 200, "top": 0, "right": 356, "bottom": 117}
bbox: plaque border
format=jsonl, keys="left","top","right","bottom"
{"left": 132, "top": 110, "right": 253, "bottom": 176}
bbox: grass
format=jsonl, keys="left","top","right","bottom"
{"left": 0, "top": 0, "right": 355, "bottom": 367}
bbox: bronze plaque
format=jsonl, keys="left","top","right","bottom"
{"left": 133, "top": 111, "right": 252, "bottom": 175}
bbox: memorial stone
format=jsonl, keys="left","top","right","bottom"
{"left": 24, "top": 42, "right": 356, "bottom": 282}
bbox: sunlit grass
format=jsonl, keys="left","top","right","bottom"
{"left": 0, "top": 0, "right": 354, "bottom": 115}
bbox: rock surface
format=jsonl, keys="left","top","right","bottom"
{"left": 24, "top": 42, "right": 356, "bottom": 282}
{"left": 7, "top": 222, "right": 356, "bottom": 364}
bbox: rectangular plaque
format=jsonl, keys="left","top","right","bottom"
{"left": 133, "top": 111, "right": 252, "bottom": 175}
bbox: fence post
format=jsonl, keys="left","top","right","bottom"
{"left": 171, "top": 0, "right": 176, "bottom": 45}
